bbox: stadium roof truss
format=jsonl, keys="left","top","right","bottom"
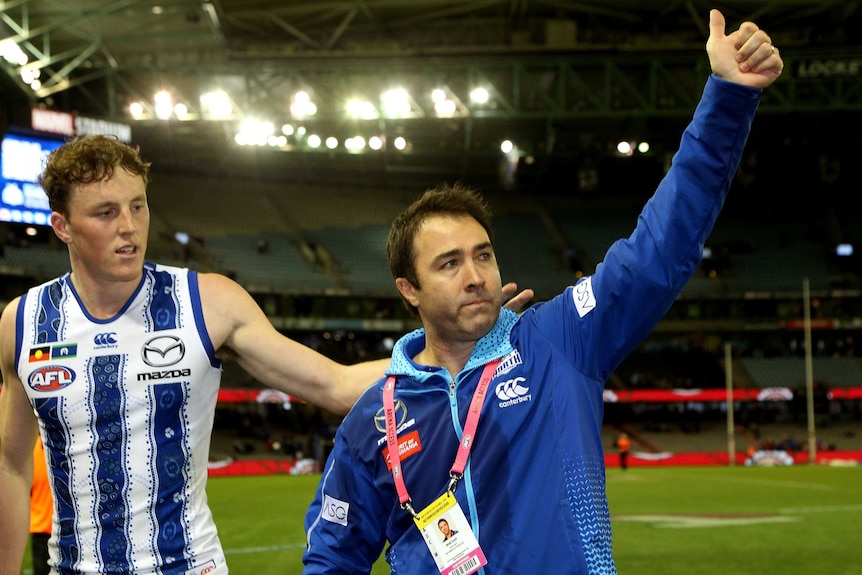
{"left": 1, "top": 1, "right": 861, "bottom": 186}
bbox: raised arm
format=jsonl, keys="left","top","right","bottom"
{"left": 553, "top": 10, "right": 785, "bottom": 379}
{"left": 0, "top": 297, "right": 41, "bottom": 575}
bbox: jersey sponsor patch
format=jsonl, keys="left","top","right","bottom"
{"left": 572, "top": 276, "right": 596, "bottom": 318}
{"left": 494, "top": 349, "right": 522, "bottom": 378}
{"left": 184, "top": 559, "right": 217, "bottom": 575}
{"left": 321, "top": 494, "right": 350, "bottom": 526}
{"left": 381, "top": 429, "right": 422, "bottom": 470}
{"left": 495, "top": 377, "right": 532, "bottom": 408}
{"left": 93, "top": 332, "right": 118, "bottom": 347}
{"left": 28, "top": 365, "right": 76, "bottom": 392}
{"left": 142, "top": 335, "right": 186, "bottom": 367}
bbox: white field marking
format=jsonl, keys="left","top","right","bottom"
{"left": 639, "top": 470, "right": 838, "bottom": 492}
{"left": 611, "top": 504, "right": 862, "bottom": 530}
{"left": 224, "top": 543, "right": 306, "bottom": 555}
{"left": 779, "top": 504, "right": 862, "bottom": 514}
{"left": 612, "top": 514, "right": 798, "bottom": 528}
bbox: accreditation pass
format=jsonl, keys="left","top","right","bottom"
{"left": 414, "top": 491, "right": 488, "bottom": 575}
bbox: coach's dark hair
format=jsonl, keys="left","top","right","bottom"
{"left": 38, "top": 134, "right": 151, "bottom": 216}
{"left": 387, "top": 182, "right": 494, "bottom": 316}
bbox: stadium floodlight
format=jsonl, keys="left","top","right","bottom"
{"left": 154, "top": 91, "right": 173, "bottom": 120}
{"left": 346, "top": 99, "right": 377, "bottom": 119}
{"left": 469, "top": 86, "right": 490, "bottom": 104}
{"left": 381, "top": 88, "right": 411, "bottom": 118}
{"left": 616, "top": 140, "right": 634, "bottom": 156}
{"left": 291, "top": 91, "right": 317, "bottom": 119}
{"left": 201, "top": 90, "right": 233, "bottom": 119}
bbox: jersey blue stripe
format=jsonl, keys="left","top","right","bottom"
{"left": 188, "top": 271, "right": 220, "bottom": 369}
{"left": 91, "top": 354, "right": 130, "bottom": 570}
{"left": 150, "top": 268, "right": 179, "bottom": 331}
{"left": 152, "top": 381, "right": 191, "bottom": 571}
{"left": 35, "top": 279, "right": 64, "bottom": 344}
{"left": 35, "top": 396, "right": 80, "bottom": 570}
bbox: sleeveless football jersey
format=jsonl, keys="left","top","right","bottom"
{"left": 15, "top": 263, "right": 227, "bottom": 575}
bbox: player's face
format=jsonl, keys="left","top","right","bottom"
{"left": 400, "top": 214, "right": 503, "bottom": 345}
{"left": 51, "top": 168, "right": 149, "bottom": 289}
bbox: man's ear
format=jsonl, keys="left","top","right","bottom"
{"left": 395, "top": 277, "right": 420, "bottom": 308}
{"left": 50, "top": 212, "right": 72, "bottom": 245}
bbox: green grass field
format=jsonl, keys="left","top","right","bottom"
{"left": 23, "top": 465, "right": 862, "bottom": 574}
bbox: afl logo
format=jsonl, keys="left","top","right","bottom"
{"left": 29, "top": 365, "right": 76, "bottom": 392}
{"left": 374, "top": 399, "right": 407, "bottom": 433}
{"left": 142, "top": 335, "right": 185, "bottom": 367}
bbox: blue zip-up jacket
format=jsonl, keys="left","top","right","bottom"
{"left": 303, "top": 75, "right": 761, "bottom": 575}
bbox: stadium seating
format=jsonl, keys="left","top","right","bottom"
{"left": 740, "top": 357, "right": 862, "bottom": 389}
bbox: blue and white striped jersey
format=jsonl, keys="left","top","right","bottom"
{"left": 15, "top": 263, "right": 226, "bottom": 575}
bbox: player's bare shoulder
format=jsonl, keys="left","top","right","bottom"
{"left": 196, "top": 272, "right": 266, "bottom": 351}
{"left": 196, "top": 273, "right": 245, "bottom": 348}
{"left": 0, "top": 296, "right": 22, "bottom": 363}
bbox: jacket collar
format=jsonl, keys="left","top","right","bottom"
{"left": 386, "top": 308, "right": 518, "bottom": 385}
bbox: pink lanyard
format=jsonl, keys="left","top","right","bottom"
{"left": 383, "top": 360, "right": 500, "bottom": 517}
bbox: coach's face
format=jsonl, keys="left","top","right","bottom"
{"left": 396, "top": 214, "right": 503, "bottom": 346}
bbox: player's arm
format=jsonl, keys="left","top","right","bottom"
{"left": 0, "top": 297, "right": 40, "bottom": 575}
{"left": 199, "top": 273, "right": 534, "bottom": 414}
{"left": 199, "top": 273, "right": 386, "bottom": 414}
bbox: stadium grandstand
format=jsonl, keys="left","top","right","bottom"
{"left": 2, "top": 1, "right": 861, "bottom": 471}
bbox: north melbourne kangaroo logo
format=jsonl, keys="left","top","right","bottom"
{"left": 142, "top": 335, "right": 185, "bottom": 367}
{"left": 495, "top": 377, "right": 531, "bottom": 407}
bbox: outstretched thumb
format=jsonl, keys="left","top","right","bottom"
{"left": 708, "top": 9, "right": 726, "bottom": 41}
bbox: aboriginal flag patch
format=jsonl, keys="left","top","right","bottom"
{"left": 29, "top": 346, "right": 51, "bottom": 362}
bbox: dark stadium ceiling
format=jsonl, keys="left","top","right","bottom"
{"left": 1, "top": 1, "right": 861, "bottom": 192}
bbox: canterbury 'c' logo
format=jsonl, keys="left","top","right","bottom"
{"left": 495, "top": 377, "right": 530, "bottom": 400}
{"left": 94, "top": 332, "right": 117, "bottom": 346}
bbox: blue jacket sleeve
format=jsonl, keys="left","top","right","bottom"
{"left": 527, "top": 75, "right": 762, "bottom": 381}
{"left": 302, "top": 425, "right": 389, "bottom": 574}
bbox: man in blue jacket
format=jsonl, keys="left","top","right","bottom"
{"left": 304, "top": 10, "right": 784, "bottom": 575}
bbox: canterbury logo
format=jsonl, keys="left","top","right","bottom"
{"left": 495, "top": 377, "right": 532, "bottom": 407}
{"left": 141, "top": 335, "right": 185, "bottom": 367}
{"left": 94, "top": 332, "right": 118, "bottom": 346}
{"left": 495, "top": 377, "right": 529, "bottom": 400}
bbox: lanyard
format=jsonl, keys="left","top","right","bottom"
{"left": 383, "top": 359, "right": 500, "bottom": 517}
